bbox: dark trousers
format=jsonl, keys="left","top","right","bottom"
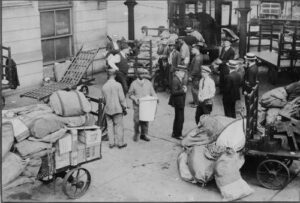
{"left": 172, "top": 107, "right": 184, "bottom": 137}
{"left": 115, "top": 71, "right": 128, "bottom": 95}
{"left": 219, "top": 64, "right": 229, "bottom": 94}
{"left": 134, "top": 121, "right": 149, "bottom": 137}
{"left": 223, "top": 99, "right": 236, "bottom": 118}
{"left": 195, "top": 102, "right": 212, "bottom": 125}
{"left": 191, "top": 77, "right": 200, "bottom": 104}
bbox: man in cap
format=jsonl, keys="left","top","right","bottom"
{"left": 157, "top": 39, "right": 170, "bottom": 90}
{"left": 107, "top": 41, "right": 131, "bottom": 95}
{"left": 212, "top": 38, "right": 235, "bottom": 94}
{"left": 187, "top": 27, "right": 205, "bottom": 43}
{"left": 128, "top": 68, "right": 157, "bottom": 142}
{"left": 223, "top": 60, "right": 242, "bottom": 118}
{"left": 169, "top": 65, "right": 188, "bottom": 140}
{"left": 189, "top": 42, "right": 204, "bottom": 108}
{"left": 102, "top": 69, "right": 128, "bottom": 149}
{"left": 243, "top": 52, "right": 258, "bottom": 94}
{"left": 195, "top": 65, "right": 216, "bottom": 125}
{"left": 168, "top": 39, "right": 181, "bottom": 89}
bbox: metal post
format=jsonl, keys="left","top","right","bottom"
{"left": 124, "top": 0, "right": 137, "bottom": 40}
{"left": 236, "top": 7, "right": 251, "bottom": 58}
{"left": 215, "top": 0, "right": 222, "bottom": 45}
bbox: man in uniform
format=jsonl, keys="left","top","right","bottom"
{"left": 169, "top": 66, "right": 187, "bottom": 140}
{"left": 243, "top": 52, "right": 258, "bottom": 94}
{"left": 223, "top": 60, "right": 242, "bottom": 118}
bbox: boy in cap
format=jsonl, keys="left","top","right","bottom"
{"left": 195, "top": 65, "right": 216, "bottom": 125}
{"left": 223, "top": 60, "right": 242, "bottom": 118}
{"left": 243, "top": 52, "right": 258, "bottom": 94}
{"left": 102, "top": 69, "right": 128, "bottom": 149}
{"left": 107, "top": 41, "right": 131, "bottom": 95}
{"left": 128, "top": 68, "right": 157, "bottom": 142}
{"left": 169, "top": 66, "right": 188, "bottom": 140}
{"left": 189, "top": 42, "right": 204, "bottom": 108}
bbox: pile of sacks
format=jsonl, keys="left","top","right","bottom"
{"left": 177, "top": 115, "right": 254, "bottom": 201}
{"left": 2, "top": 90, "right": 95, "bottom": 190}
{"left": 260, "top": 80, "right": 300, "bottom": 125}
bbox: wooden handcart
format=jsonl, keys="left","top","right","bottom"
{"left": 20, "top": 46, "right": 101, "bottom": 101}
{"left": 244, "top": 83, "right": 300, "bottom": 190}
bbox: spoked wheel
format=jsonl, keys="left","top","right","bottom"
{"left": 280, "top": 159, "right": 293, "bottom": 168}
{"left": 80, "top": 85, "right": 89, "bottom": 96}
{"left": 152, "top": 73, "right": 165, "bottom": 92}
{"left": 256, "top": 159, "right": 290, "bottom": 190}
{"left": 62, "top": 168, "right": 91, "bottom": 199}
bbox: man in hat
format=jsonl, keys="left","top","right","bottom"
{"left": 212, "top": 38, "right": 235, "bottom": 94}
{"left": 243, "top": 52, "right": 258, "bottom": 94}
{"left": 195, "top": 65, "right": 216, "bottom": 125}
{"left": 183, "top": 27, "right": 198, "bottom": 47}
{"left": 128, "top": 68, "right": 157, "bottom": 142}
{"left": 157, "top": 39, "right": 170, "bottom": 90}
{"left": 189, "top": 42, "right": 204, "bottom": 108}
{"left": 102, "top": 69, "right": 128, "bottom": 149}
{"left": 187, "top": 27, "right": 205, "bottom": 43}
{"left": 169, "top": 66, "right": 187, "bottom": 140}
{"left": 107, "top": 41, "right": 131, "bottom": 95}
{"left": 223, "top": 60, "right": 242, "bottom": 118}
{"left": 168, "top": 39, "right": 181, "bottom": 89}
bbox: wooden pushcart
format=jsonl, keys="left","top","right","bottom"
{"left": 20, "top": 46, "right": 101, "bottom": 102}
{"left": 244, "top": 83, "right": 300, "bottom": 190}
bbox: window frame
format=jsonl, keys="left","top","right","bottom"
{"left": 40, "top": 7, "right": 73, "bottom": 65}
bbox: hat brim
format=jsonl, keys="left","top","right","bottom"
{"left": 226, "top": 62, "right": 238, "bottom": 68}
{"left": 244, "top": 56, "right": 257, "bottom": 60}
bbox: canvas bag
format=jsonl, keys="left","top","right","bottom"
{"left": 49, "top": 90, "right": 91, "bottom": 117}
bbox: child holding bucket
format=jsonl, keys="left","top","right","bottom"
{"left": 128, "top": 68, "right": 158, "bottom": 142}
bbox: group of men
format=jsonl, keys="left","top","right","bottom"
{"left": 103, "top": 25, "right": 259, "bottom": 146}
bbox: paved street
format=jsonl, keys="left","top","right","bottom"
{"left": 2, "top": 66, "right": 300, "bottom": 201}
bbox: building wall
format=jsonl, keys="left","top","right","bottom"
{"left": 2, "top": 0, "right": 107, "bottom": 91}
{"left": 3, "top": 1, "right": 44, "bottom": 89}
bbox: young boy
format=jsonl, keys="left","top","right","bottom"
{"left": 128, "top": 68, "right": 157, "bottom": 142}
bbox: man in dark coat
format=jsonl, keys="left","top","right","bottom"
{"left": 223, "top": 60, "right": 242, "bottom": 118}
{"left": 168, "top": 39, "right": 182, "bottom": 89}
{"left": 243, "top": 52, "right": 258, "bottom": 94}
{"left": 169, "top": 66, "right": 187, "bottom": 140}
{"left": 213, "top": 38, "right": 235, "bottom": 94}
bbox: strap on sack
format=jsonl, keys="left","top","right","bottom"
{"left": 56, "top": 91, "right": 65, "bottom": 116}
{"left": 74, "top": 91, "right": 84, "bottom": 113}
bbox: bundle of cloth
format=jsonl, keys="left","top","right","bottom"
{"left": 260, "top": 80, "right": 300, "bottom": 125}
{"left": 177, "top": 115, "right": 254, "bottom": 201}
{"left": 2, "top": 90, "right": 96, "bottom": 190}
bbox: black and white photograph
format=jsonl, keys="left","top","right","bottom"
{"left": 1, "top": 0, "right": 300, "bottom": 201}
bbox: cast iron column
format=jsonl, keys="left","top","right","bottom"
{"left": 124, "top": 0, "right": 137, "bottom": 40}
{"left": 214, "top": 0, "right": 222, "bottom": 45}
{"left": 236, "top": 0, "right": 251, "bottom": 58}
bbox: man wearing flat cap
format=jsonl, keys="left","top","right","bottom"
{"left": 223, "top": 60, "right": 242, "bottom": 118}
{"left": 189, "top": 43, "right": 204, "bottom": 107}
{"left": 102, "top": 69, "right": 128, "bottom": 149}
{"left": 183, "top": 27, "right": 198, "bottom": 47}
{"left": 169, "top": 66, "right": 188, "bottom": 140}
{"left": 128, "top": 68, "right": 157, "bottom": 142}
{"left": 243, "top": 52, "right": 258, "bottom": 94}
{"left": 195, "top": 65, "right": 216, "bottom": 125}
{"left": 168, "top": 39, "right": 181, "bottom": 89}
{"left": 107, "top": 41, "right": 131, "bottom": 95}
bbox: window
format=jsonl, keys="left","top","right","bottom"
{"left": 40, "top": 8, "right": 72, "bottom": 64}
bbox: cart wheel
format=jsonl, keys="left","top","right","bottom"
{"left": 268, "top": 67, "right": 278, "bottom": 85}
{"left": 281, "top": 159, "right": 293, "bottom": 168}
{"left": 62, "top": 168, "right": 91, "bottom": 199}
{"left": 80, "top": 85, "right": 89, "bottom": 96}
{"left": 256, "top": 159, "right": 290, "bottom": 190}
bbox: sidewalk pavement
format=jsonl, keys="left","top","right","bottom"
{"left": 2, "top": 66, "right": 300, "bottom": 201}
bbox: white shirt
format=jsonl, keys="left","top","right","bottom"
{"left": 107, "top": 51, "right": 126, "bottom": 71}
{"left": 198, "top": 76, "right": 216, "bottom": 102}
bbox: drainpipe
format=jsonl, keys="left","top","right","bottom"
{"left": 124, "top": 0, "right": 137, "bottom": 40}
{"left": 236, "top": 0, "right": 251, "bottom": 58}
